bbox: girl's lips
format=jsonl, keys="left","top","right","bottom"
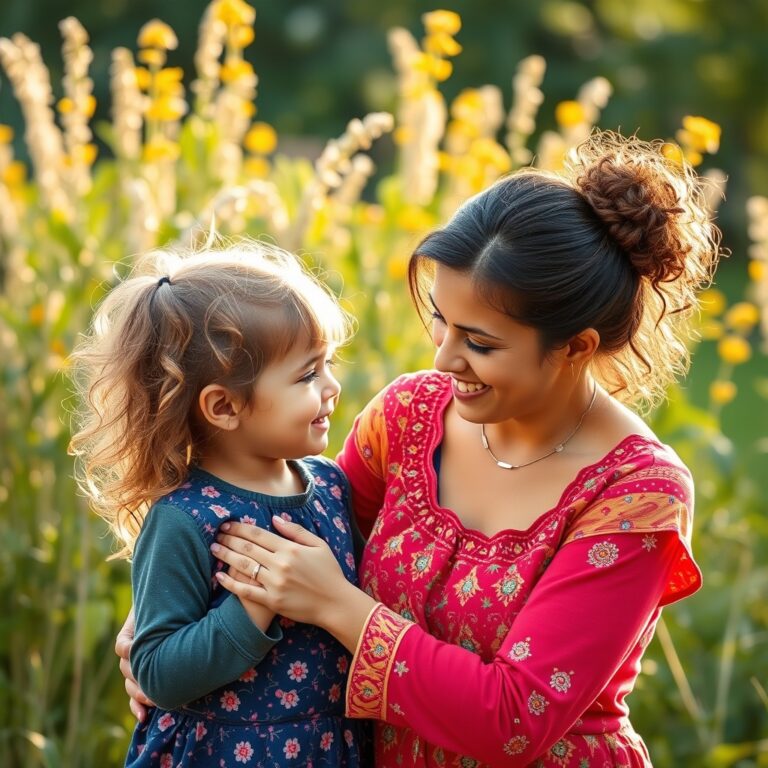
{"left": 311, "top": 415, "right": 331, "bottom": 430}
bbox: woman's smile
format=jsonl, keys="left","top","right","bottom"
{"left": 452, "top": 378, "right": 489, "bottom": 398}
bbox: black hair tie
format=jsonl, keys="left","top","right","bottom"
{"left": 157, "top": 276, "right": 172, "bottom": 287}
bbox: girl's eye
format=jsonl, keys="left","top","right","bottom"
{"left": 430, "top": 310, "right": 445, "bottom": 323}
{"left": 299, "top": 371, "right": 320, "bottom": 384}
{"left": 465, "top": 338, "right": 494, "bottom": 355}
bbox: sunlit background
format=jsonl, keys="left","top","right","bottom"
{"left": 1, "top": 1, "right": 766, "bottom": 766}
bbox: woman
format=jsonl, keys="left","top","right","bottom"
{"left": 120, "top": 132, "right": 719, "bottom": 766}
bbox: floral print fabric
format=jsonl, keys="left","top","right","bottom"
{"left": 337, "top": 371, "right": 702, "bottom": 767}
{"left": 126, "top": 458, "right": 368, "bottom": 767}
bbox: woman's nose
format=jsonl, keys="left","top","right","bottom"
{"left": 433, "top": 332, "right": 467, "bottom": 374}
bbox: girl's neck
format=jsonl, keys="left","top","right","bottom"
{"left": 197, "top": 454, "right": 305, "bottom": 496}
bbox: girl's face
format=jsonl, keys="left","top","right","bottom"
{"left": 429, "top": 263, "right": 565, "bottom": 424}
{"left": 240, "top": 337, "right": 341, "bottom": 460}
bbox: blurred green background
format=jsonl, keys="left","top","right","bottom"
{"left": 1, "top": 1, "right": 766, "bottom": 766}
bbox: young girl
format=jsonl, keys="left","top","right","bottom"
{"left": 70, "top": 243, "right": 367, "bottom": 767}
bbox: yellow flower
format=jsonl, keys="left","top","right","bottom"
{"left": 220, "top": 59, "right": 255, "bottom": 83}
{"left": 396, "top": 206, "right": 436, "bottom": 233}
{"left": 680, "top": 115, "right": 721, "bottom": 154}
{"left": 138, "top": 20, "right": 178, "bottom": 50}
{"left": 661, "top": 142, "right": 684, "bottom": 165}
{"left": 424, "top": 32, "right": 462, "bottom": 57}
{"left": 470, "top": 138, "right": 512, "bottom": 172}
{"left": 697, "top": 319, "right": 723, "bottom": 341}
{"left": 437, "top": 151, "right": 454, "bottom": 172}
{"left": 3, "top": 161, "right": 26, "bottom": 187}
{"left": 451, "top": 89, "right": 483, "bottom": 121}
{"left": 748, "top": 260, "right": 766, "bottom": 282}
{"left": 724, "top": 302, "right": 760, "bottom": 332}
{"left": 29, "top": 303, "right": 45, "bottom": 326}
{"left": 212, "top": 0, "right": 256, "bottom": 27}
{"left": 431, "top": 57, "right": 453, "bottom": 82}
{"left": 58, "top": 97, "right": 75, "bottom": 115}
{"left": 684, "top": 148, "right": 703, "bottom": 167}
{"left": 243, "top": 156, "right": 270, "bottom": 179}
{"left": 232, "top": 25, "right": 255, "bottom": 48}
{"left": 387, "top": 254, "right": 409, "bottom": 281}
{"left": 138, "top": 48, "right": 166, "bottom": 67}
{"left": 145, "top": 96, "right": 188, "bottom": 121}
{"left": 717, "top": 335, "right": 751, "bottom": 365}
{"left": 422, "top": 10, "right": 462, "bottom": 36}
{"left": 698, "top": 288, "right": 726, "bottom": 316}
{"left": 710, "top": 380, "right": 736, "bottom": 405}
{"left": 393, "top": 126, "right": 411, "bottom": 146}
{"left": 244, "top": 122, "right": 277, "bottom": 154}
{"left": 155, "top": 67, "right": 184, "bottom": 92}
{"left": 83, "top": 95, "right": 97, "bottom": 118}
{"left": 135, "top": 67, "right": 152, "bottom": 91}
{"left": 142, "top": 136, "right": 180, "bottom": 163}
{"left": 555, "top": 100, "right": 586, "bottom": 128}
{"left": 73, "top": 143, "right": 98, "bottom": 166}
{"left": 0, "top": 124, "right": 13, "bottom": 143}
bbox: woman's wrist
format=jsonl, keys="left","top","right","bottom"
{"left": 317, "top": 579, "right": 378, "bottom": 653}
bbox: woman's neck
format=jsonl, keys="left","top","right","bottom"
{"left": 482, "top": 377, "right": 600, "bottom": 456}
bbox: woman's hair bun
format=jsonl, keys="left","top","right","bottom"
{"left": 573, "top": 133, "right": 700, "bottom": 284}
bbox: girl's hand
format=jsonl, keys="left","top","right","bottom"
{"left": 212, "top": 516, "right": 376, "bottom": 648}
{"left": 115, "top": 608, "right": 156, "bottom": 722}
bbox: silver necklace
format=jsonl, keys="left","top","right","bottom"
{"left": 480, "top": 383, "right": 598, "bottom": 470}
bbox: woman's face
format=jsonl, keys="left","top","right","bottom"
{"left": 429, "top": 263, "right": 565, "bottom": 424}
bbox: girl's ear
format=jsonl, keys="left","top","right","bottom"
{"left": 198, "top": 384, "right": 242, "bottom": 430}
{"left": 563, "top": 327, "right": 600, "bottom": 369}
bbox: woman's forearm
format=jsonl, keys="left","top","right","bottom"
{"left": 316, "top": 579, "right": 379, "bottom": 653}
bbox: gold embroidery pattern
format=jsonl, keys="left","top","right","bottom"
{"left": 346, "top": 604, "right": 413, "bottom": 719}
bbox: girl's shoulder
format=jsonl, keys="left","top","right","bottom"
{"left": 301, "top": 454, "right": 347, "bottom": 483}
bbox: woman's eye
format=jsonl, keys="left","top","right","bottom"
{"left": 430, "top": 311, "right": 445, "bottom": 323}
{"left": 465, "top": 338, "right": 493, "bottom": 354}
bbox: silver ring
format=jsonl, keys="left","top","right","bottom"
{"left": 251, "top": 562, "right": 262, "bottom": 582}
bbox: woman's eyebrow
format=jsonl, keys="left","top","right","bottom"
{"left": 428, "top": 293, "right": 504, "bottom": 341}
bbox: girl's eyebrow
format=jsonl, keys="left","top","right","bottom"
{"left": 292, "top": 349, "right": 325, "bottom": 375}
{"left": 428, "top": 293, "right": 504, "bottom": 341}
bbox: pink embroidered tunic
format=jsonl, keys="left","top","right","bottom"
{"left": 337, "top": 371, "right": 702, "bottom": 767}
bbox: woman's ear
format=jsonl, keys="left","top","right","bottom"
{"left": 198, "top": 384, "right": 243, "bottom": 431}
{"left": 564, "top": 328, "right": 600, "bottom": 370}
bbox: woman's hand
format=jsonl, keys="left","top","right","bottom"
{"left": 212, "top": 516, "right": 376, "bottom": 651}
{"left": 115, "top": 608, "right": 156, "bottom": 722}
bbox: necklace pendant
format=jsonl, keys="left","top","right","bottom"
{"left": 496, "top": 460, "right": 515, "bottom": 470}
{"left": 554, "top": 444, "right": 564, "bottom": 452}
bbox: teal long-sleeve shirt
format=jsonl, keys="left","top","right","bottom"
{"left": 130, "top": 504, "right": 282, "bottom": 710}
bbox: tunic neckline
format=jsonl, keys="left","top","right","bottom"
{"left": 420, "top": 371, "right": 668, "bottom": 543}
{"left": 187, "top": 461, "right": 315, "bottom": 508}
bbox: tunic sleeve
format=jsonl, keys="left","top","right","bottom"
{"left": 345, "top": 526, "right": 690, "bottom": 765}
{"left": 337, "top": 384, "right": 391, "bottom": 538}
{"left": 131, "top": 504, "right": 282, "bottom": 710}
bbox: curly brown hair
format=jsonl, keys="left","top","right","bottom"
{"left": 69, "top": 241, "right": 352, "bottom": 557}
{"left": 409, "top": 131, "right": 722, "bottom": 409}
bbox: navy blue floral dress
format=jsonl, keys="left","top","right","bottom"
{"left": 125, "top": 457, "right": 369, "bottom": 767}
